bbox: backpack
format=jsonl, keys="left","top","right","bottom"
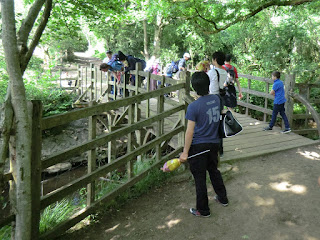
{"left": 224, "top": 65, "right": 235, "bottom": 84}
{"left": 166, "top": 60, "right": 179, "bottom": 75}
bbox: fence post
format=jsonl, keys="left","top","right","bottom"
{"left": 127, "top": 92, "right": 135, "bottom": 179}
{"left": 246, "top": 79, "right": 251, "bottom": 115}
{"left": 78, "top": 64, "right": 82, "bottom": 96}
{"left": 156, "top": 76, "right": 165, "bottom": 162}
{"left": 87, "top": 101, "right": 97, "bottom": 206}
{"left": 95, "top": 66, "right": 98, "bottom": 101}
{"left": 264, "top": 82, "right": 270, "bottom": 122}
{"left": 146, "top": 71, "right": 151, "bottom": 118}
{"left": 297, "top": 83, "right": 310, "bottom": 128}
{"left": 285, "top": 73, "right": 295, "bottom": 129}
{"left": 135, "top": 63, "right": 142, "bottom": 153}
{"left": 85, "top": 66, "right": 88, "bottom": 100}
{"left": 179, "top": 71, "right": 190, "bottom": 148}
{"left": 30, "top": 100, "right": 42, "bottom": 240}
{"left": 90, "top": 63, "right": 94, "bottom": 101}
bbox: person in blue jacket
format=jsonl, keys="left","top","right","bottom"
{"left": 263, "top": 71, "right": 291, "bottom": 133}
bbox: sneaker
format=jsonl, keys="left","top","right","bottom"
{"left": 189, "top": 208, "right": 211, "bottom": 217}
{"left": 263, "top": 126, "right": 273, "bottom": 131}
{"left": 281, "top": 128, "right": 291, "bottom": 134}
{"left": 214, "top": 195, "right": 229, "bottom": 207}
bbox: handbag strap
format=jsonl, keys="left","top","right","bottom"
{"left": 214, "top": 69, "right": 220, "bottom": 84}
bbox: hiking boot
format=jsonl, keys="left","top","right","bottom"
{"left": 281, "top": 128, "right": 291, "bottom": 134}
{"left": 189, "top": 208, "right": 211, "bottom": 217}
{"left": 263, "top": 126, "right": 273, "bottom": 131}
{"left": 214, "top": 195, "right": 229, "bottom": 207}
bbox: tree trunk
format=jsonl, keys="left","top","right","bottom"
{"left": 143, "top": 19, "right": 150, "bottom": 61}
{"left": 2, "top": 1, "right": 33, "bottom": 239}
{"left": 153, "top": 15, "right": 164, "bottom": 58}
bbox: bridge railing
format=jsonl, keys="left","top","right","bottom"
{"left": 0, "top": 63, "right": 191, "bottom": 239}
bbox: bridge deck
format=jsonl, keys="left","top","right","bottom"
{"left": 222, "top": 112, "right": 317, "bottom": 162}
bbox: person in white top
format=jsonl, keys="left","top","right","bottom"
{"left": 207, "top": 51, "right": 227, "bottom": 158}
{"left": 208, "top": 51, "right": 227, "bottom": 95}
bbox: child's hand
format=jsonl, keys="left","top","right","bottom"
{"left": 238, "top": 92, "right": 243, "bottom": 100}
{"left": 179, "top": 152, "right": 188, "bottom": 163}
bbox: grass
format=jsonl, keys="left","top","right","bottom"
{"left": 39, "top": 199, "right": 77, "bottom": 234}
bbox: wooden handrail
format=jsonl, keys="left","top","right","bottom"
{"left": 289, "top": 92, "right": 320, "bottom": 136}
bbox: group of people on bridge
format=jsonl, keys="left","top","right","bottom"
{"left": 98, "top": 50, "right": 243, "bottom": 102}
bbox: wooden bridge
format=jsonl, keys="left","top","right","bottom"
{"left": 0, "top": 63, "right": 319, "bottom": 239}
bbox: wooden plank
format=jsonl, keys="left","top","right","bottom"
{"left": 87, "top": 102, "right": 97, "bottom": 206}
{"left": 241, "top": 88, "right": 274, "bottom": 100}
{"left": 223, "top": 138, "right": 318, "bottom": 162}
{"left": 237, "top": 101, "right": 273, "bottom": 115}
{"left": 238, "top": 73, "right": 273, "bottom": 83}
{"left": 293, "top": 129, "right": 318, "bottom": 134}
{"left": 30, "top": 101, "right": 42, "bottom": 239}
{"left": 293, "top": 114, "right": 314, "bottom": 119}
{"left": 224, "top": 133, "right": 304, "bottom": 151}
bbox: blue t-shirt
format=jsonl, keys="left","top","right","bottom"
{"left": 185, "top": 94, "right": 221, "bottom": 144}
{"left": 272, "top": 79, "right": 286, "bottom": 104}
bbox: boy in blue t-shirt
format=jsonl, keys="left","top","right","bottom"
{"left": 263, "top": 71, "right": 291, "bottom": 133}
{"left": 179, "top": 71, "right": 228, "bottom": 217}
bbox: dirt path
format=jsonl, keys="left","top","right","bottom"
{"left": 59, "top": 144, "right": 320, "bottom": 240}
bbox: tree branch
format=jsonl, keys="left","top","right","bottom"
{"left": 199, "top": 0, "right": 315, "bottom": 34}
{"left": 17, "top": 0, "right": 46, "bottom": 55}
{"left": 21, "top": 0, "right": 53, "bottom": 73}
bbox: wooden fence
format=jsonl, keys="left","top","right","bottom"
{"left": 0, "top": 63, "right": 190, "bottom": 239}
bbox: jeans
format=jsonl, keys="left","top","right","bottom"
{"left": 188, "top": 143, "right": 228, "bottom": 215}
{"left": 269, "top": 103, "right": 290, "bottom": 129}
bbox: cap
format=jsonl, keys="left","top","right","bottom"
{"left": 183, "top": 52, "right": 191, "bottom": 59}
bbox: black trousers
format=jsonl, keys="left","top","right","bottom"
{"left": 188, "top": 143, "right": 228, "bottom": 215}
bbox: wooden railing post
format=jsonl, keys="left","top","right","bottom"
{"left": 264, "top": 82, "right": 270, "bottom": 122}
{"left": 90, "top": 63, "right": 95, "bottom": 101}
{"left": 127, "top": 92, "right": 135, "bottom": 179}
{"left": 246, "top": 79, "right": 251, "bottom": 115}
{"left": 146, "top": 71, "right": 151, "bottom": 118}
{"left": 178, "top": 71, "right": 190, "bottom": 148}
{"left": 78, "top": 64, "right": 83, "bottom": 96}
{"left": 156, "top": 76, "right": 165, "bottom": 162}
{"left": 30, "top": 100, "right": 42, "bottom": 240}
{"left": 100, "top": 68, "right": 103, "bottom": 99}
{"left": 87, "top": 101, "right": 97, "bottom": 206}
{"left": 135, "top": 63, "right": 142, "bottom": 161}
{"left": 94, "top": 66, "right": 98, "bottom": 101}
{"left": 85, "top": 66, "right": 88, "bottom": 100}
{"left": 284, "top": 73, "right": 295, "bottom": 129}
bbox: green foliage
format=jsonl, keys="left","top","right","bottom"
{"left": 39, "top": 199, "right": 76, "bottom": 234}
{"left": 0, "top": 56, "right": 75, "bottom": 117}
{"left": 0, "top": 225, "right": 11, "bottom": 240}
